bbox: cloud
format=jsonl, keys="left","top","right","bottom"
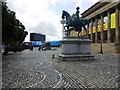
{"left": 7, "top": 0, "right": 62, "bottom": 41}
{"left": 7, "top": 0, "right": 99, "bottom": 41}
{"left": 30, "top": 21, "right": 60, "bottom": 36}
{"left": 8, "top": 0, "right": 58, "bottom": 26}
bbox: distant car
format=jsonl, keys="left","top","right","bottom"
{"left": 23, "top": 42, "right": 31, "bottom": 49}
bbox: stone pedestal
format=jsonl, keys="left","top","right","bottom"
{"left": 59, "top": 39, "right": 95, "bottom": 61}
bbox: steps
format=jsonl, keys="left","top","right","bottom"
{"left": 91, "top": 43, "right": 117, "bottom": 54}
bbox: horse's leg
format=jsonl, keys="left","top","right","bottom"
{"left": 78, "top": 31, "right": 80, "bottom": 37}
{"left": 67, "top": 26, "right": 70, "bottom": 37}
{"left": 64, "top": 26, "right": 67, "bottom": 31}
{"left": 64, "top": 26, "right": 68, "bottom": 37}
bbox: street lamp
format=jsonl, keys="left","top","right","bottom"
{"left": 60, "top": 19, "right": 66, "bottom": 39}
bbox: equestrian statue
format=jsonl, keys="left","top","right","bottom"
{"left": 61, "top": 7, "right": 88, "bottom": 37}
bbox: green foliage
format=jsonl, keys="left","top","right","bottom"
{"left": 2, "top": 2, "right": 28, "bottom": 45}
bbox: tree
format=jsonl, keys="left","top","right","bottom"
{"left": 2, "top": 2, "right": 28, "bottom": 54}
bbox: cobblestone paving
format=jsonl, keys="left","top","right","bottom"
{"left": 42, "top": 49, "right": 119, "bottom": 88}
{"left": 2, "top": 48, "right": 119, "bottom": 89}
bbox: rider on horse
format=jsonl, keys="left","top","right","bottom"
{"left": 76, "top": 7, "right": 80, "bottom": 18}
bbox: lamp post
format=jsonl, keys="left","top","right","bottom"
{"left": 60, "top": 19, "right": 66, "bottom": 39}
{"left": 100, "top": 41, "right": 103, "bottom": 54}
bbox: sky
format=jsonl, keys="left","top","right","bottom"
{"left": 6, "top": 0, "right": 99, "bottom": 42}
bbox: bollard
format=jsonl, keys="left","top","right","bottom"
{"left": 52, "top": 54, "right": 55, "bottom": 59}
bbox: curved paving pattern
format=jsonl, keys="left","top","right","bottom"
{"left": 2, "top": 70, "right": 45, "bottom": 88}
{"left": 2, "top": 49, "right": 80, "bottom": 88}
{"left": 2, "top": 48, "right": 119, "bottom": 89}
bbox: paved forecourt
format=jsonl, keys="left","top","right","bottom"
{"left": 2, "top": 48, "right": 119, "bottom": 88}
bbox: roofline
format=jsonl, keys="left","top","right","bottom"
{"left": 81, "top": 1, "right": 111, "bottom": 18}
{"left": 81, "top": 2, "right": 100, "bottom": 15}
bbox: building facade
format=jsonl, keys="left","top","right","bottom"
{"left": 81, "top": 1, "right": 120, "bottom": 44}
{"left": 30, "top": 33, "right": 46, "bottom": 42}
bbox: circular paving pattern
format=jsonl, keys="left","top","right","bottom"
{"left": 2, "top": 69, "right": 46, "bottom": 88}
{"left": 2, "top": 49, "right": 118, "bottom": 88}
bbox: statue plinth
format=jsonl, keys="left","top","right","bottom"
{"left": 59, "top": 38, "right": 95, "bottom": 61}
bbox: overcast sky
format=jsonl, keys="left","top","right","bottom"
{"left": 6, "top": 0, "right": 99, "bottom": 42}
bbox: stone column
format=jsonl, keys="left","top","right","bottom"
{"left": 88, "top": 21, "right": 90, "bottom": 39}
{"left": 107, "top": 10, "right": 111, "bottom": 43}
{"left": 0, "top": 2, "right": 2, "bottom": 53}
{"left": 95, "top": 17, "right": 98, "bottom": 43}
{"left": 115, "top": 5, "right": 120, "bottom": 54}
{"left": 90, "top": 20, "right": 93, "bottom": 42}
{"left": 100, "top": 14, "right": 104, "bottom": 43}
{"left": 115, "top": 5, "right": 120, "bottom": 44}
{"left": 119, "top": 8, "right": 120, "bottom": 27}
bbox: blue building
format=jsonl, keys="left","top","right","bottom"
{"left": 47, "top": 41, "right": 61, "bottom": 47}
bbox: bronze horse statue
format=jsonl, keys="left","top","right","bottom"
{"left": 61, "top": 7, "right": 88, "bottom": 37}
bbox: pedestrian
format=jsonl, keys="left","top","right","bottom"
{"left": 52, "top": 54, "right": 55, "bottom": 59}
{"left": 38, "top": 46, "right": 41, "bottom": 51}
